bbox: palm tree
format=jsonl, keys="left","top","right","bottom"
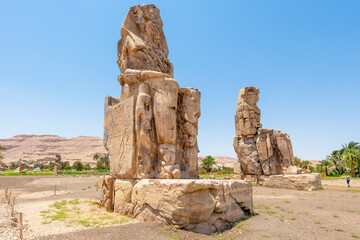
{"left": 294, "top": 156, "right": 302, "bottom": 168}
{"left": 342, "top": 141, "right": 360, "bottom": 177}
{"left": 321, "top": 160, "right": 332, "bottom": 176}
{"left": 99, "top": 156, "right": 109, "bottom": 169}
{"left": 355, "top": 150, "right": 360, "bottom": 176}
{"left": 326, "top": 150, "right": 346, "bottom": 175}
{"left": 93, "top": 154, "right": 99, "bottom": 161}
{"left": 301, "top": 160, "right": 311, "bottom": 170}
{"left": 200, "top": 156, "right": 217, "bottom": 173}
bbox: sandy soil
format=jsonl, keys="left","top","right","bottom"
{"left": 1, "top": 176, "right": 360, "bottom": 240}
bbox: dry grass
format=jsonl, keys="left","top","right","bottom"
{"left": 40, "top": 199, "right": 132, "bottom": 228}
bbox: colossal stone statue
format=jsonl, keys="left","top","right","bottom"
{"left": 100, "top": 5, "right": 256, "bottom": 233}
{"left": 104, "top": 4, "right": 201, "bottom": 180}
{"left": 234, "top": 87, "right": 301, "bottom": 176}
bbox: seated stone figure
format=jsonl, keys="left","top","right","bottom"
{"left": 234, "top": 86, "right": 303, "bottom": 176}
{"left": 104, "top": 4, "right": 201, "bottom": 180}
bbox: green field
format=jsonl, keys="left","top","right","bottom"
{"left": 0, "top": 169, "right": 110, "bottom": 176}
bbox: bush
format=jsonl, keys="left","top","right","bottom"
{"left": 96, "top": 156, "right": 109, "bottom": 170}
{"left": 84, "top": 164, "right": 91, "bottom": 171}
{"left": 9, "top": 162, "right": 19, "bottom": 170}
{"left": 72, "top": 161, "right": 84, "bottom": 171}
{"left": 61, "top": 161, "right": 70, "bottom": 170}
{"left": 44, "top": 162, "right": 55, "bottom": 170}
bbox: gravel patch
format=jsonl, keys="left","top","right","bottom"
{"left": 0, "top": 202, "right": 39, "bottom": 240}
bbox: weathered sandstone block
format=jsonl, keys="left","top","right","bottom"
{"left": 234, "top": 174, "right": 260, "bottom": 184}
{"left": 114, "top": 179, "right": 135, "bottom": 214}
{"left": 99, "top": 176, "right": 115, "bottom": 211}
{"left": 104, "top": 4, "right": 201, "bottom": 179}
{"left": 258, "top": 173, "right": 322, "bottom": 191}
{"left": 114, "top": 179, "right": 253, "bottom": 234}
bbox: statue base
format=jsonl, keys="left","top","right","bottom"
{"left": 101, "top": 178, "right": 254, "bottom": 234}
{"left": 235, "top": 173, "right": 322, "bottom": 191}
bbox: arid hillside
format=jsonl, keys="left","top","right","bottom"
{"left": 0, "top": 135, "right": 107, "bottom": 165}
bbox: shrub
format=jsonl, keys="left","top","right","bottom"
{"left": 84, "top": 164, "right": 91, "bottom": 171}
{"left": 72, "top": 161, "right": 84, "bottom": 171}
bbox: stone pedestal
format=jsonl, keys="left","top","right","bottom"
{"left": 234, "top": 173, "right": 321, "bottom": 191}
{"left": 113, "top": 179, "right": 253, "bottom": 234}
{"left": 258, "top": 173, "right": 321, "bottom": 191}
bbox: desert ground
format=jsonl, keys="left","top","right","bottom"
{"left": 0, "top": 175, "right": 359, "bottom": 240}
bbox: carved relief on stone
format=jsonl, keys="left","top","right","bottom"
{"left": 104, "top": 96, "right": 136, "bottom": 179}
{"left": 135, "top": 83, "right": 156, "bottom": 178}
{"left": 100, "top": 176, "right": 115, "bottom": 211}
{"left": 177, "top": 88, "right": 201, "bottom": 178}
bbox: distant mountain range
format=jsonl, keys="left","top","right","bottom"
{"left": 0, "top": 135, "right": 239, "bottom": 167}
{"left": 0, "top": 135, "right": 107, "bottom": 165}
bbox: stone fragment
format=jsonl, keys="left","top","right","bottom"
{"left": 100, "top": 176, "right": 115, "bottom": 211}
{"left": 237, "top": 175, "right": 260, "bottom": 184}
{"left": 114, "top": 179, "right": 135, "bottom": 214}
{"left": 234, "top": 162, "right": 242, "bottom": 175}
{"left": 258, "top": 173, "right": 322, "bottom": 191}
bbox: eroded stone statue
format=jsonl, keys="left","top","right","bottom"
{"left": 104, "top": 4, "right": 201, "bottom": 180}
{"left": 101, "top": 5, "right": 255, "bottom": 234}
{"left": 18, "top": 159, "right": 26, "bottom": 173}
{"left": 54, "top": 154, "right": 62, "bottom": 174}
{"left": 233, "top": 87, "right": 303, "bottom": 175}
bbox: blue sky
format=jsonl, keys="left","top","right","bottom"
{"left": 0, "top": 0, "right": 359, "bottom": 160}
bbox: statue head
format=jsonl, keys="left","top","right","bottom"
{"left": 238, "top": 87, "right": 260, "bottom": 105}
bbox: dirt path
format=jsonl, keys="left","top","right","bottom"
{"left": 1, "top": 176, "right": 360, "bottom": 240}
